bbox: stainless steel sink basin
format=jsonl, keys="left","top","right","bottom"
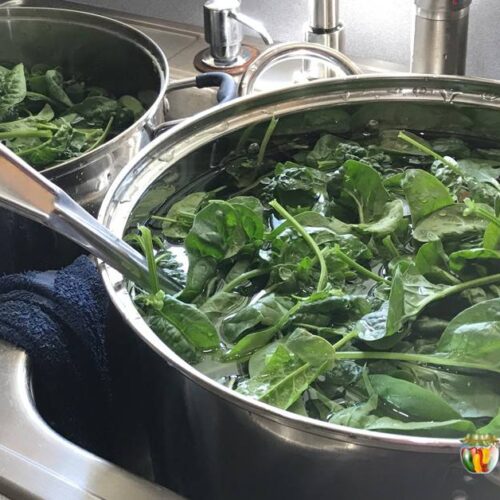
{"left": 0, "top": 341, "right": 181, "bottom": 499}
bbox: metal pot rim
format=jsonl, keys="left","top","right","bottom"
{"left": 99, "top": 73, "right": 500, "bottom": 453}
{"left": 0, "top": 6, "right": 169, "bottom": 177}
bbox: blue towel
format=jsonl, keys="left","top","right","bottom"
{"left": 0, "top": 255, "right": 111, "bottom": 456}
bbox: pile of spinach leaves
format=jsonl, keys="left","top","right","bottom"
{"left": 0, "top": 63, "right": 146, "bottom": 169}
{"left": 130, "top": 116, "right": 500, "bottom": 439}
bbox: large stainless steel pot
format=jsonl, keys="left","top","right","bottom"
{"left": 99, "top": 75, "right": 500, "bottom": 500}
{"left": 0, "top": 6, "right": 169, "bottom": 213}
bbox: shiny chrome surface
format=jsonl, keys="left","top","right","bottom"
{"left": 239, "top": 42, "right": 361, "bottom": 95}
{"left": 203, "top": 0, "right": 272, "bottom": 68}
{"left": 0, "top": 341, "right": 180, "bottom": 499}
{"left": 309, "top": 0, "right": 339, "bottom": 29}
{"left": 0, "top": 145, "right": 181, "bottom": 294}
{"left": 412, "top": 0, "right": 471, "bottom": 75}
{"left": 99, "top": 75, "right": 500, "bottom": 499}
{"left": 0, "top": 7, "right": 169, "bottom": 214}
{"left": 306, "top": 0, "right": 344, "bottom": 52}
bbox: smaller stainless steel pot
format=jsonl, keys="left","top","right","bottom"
{"left": 0, "top": 6, "right": 169, "bottom": 214}
{"left": 0, "top": 7, "right": 236, "bottom": 214}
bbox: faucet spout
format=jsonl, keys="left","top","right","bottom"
{"left": 309, "top": 0, "right": 340, "bottom": 31}
{"left": 411, "top": 0, "right": 472, "bottom": 75}
{"left": 305, "top": 0, "right": 344, "bottom": 52}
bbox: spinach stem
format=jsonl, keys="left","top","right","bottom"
{"left": 332, "top": 331, "right": 358, "bottom": 351}
{"left": 398, "top": 131, "right": 463, "bottom": 176}
{"left": 235, "top": 123, "right": 256, "bottom": 154}
{"left": 332, "top": 245, "right": 390, "bottom": 285}
{"left": 222, "top": 268, "right": 269, "bottom": 293}
{"left": 382, "top": 235, "right": 400, "bottom": 258}
{"left": 346, "top": 190, "right": 365, "bottom": 224}
{"left": 257, "top": 116, "right": 279, "bottom": 167}
{"left": 129, "top": 227, "right": 160, "bottom": 294}
{"left": 336, "top": 351, "right": 500, "bottom": 374}
{"left": 270, "top": 199, "right": 328, "bottom": 292}
{"left": 419, "top": 272, "right": 500, "bottom": 310}
{"left": 88, "top": 116, "right": 114, "bottom": 152}
{"left": 0, "top": 129, "right": 52, "bottom": 139}
{"left": 440, "top": 269, "right": 462, "bottom": 285}
{"left": 151, "top": 215, "right": 179, "bottom": 224}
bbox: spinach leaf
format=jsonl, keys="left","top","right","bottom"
{"left": 413, "top": 203, "right": 489, "bottom": 244}
{"left": 435, "top": 298, "right": 500, "bottom": 372}
{"left": 237, "top": 328, "right": 334, "bottom": 409}
{"left": 378, "top": 129, "right": 431, "bottom": 157}
{"left": 329, "top": 394, "right": 378, "bottom": 428}
{"left": 221, "top": 294, "right": 290, "bottom": 343}
{"left": 484, "top": 222, "right": 500, "bottom": 250}
{"left": 402, "top": 169, "right": 453, "bottom": 224}
{"left": 449, "top": 247, "right": 500, "bottom": 277}
{"left": 71, "top": 96, "right": 119, "bottom": 127}
{"left": 478, "top": 410, "right": 500, "bottom": 435}
{"left": 157, "top": 192, "right": 210, "bottom": 239}
{"left": 140, "top": 291, "right": 219, "bottom": 349}
{"left": 200, "top": 291, "right": 249, "bottom": 328}
{"left": 181, "top": 200, "right": 265, "bottom": 300}
{"left": 356, "top": 199, "right": 404, "bottom": 237}
{"left": 293, "top": 294, "right": 371, "bottom": 329}
{"left": 370, "top": 374, "right": 460, "bottom": 421}
{"left": 146, "top": 310, "right": 201, "bottom": 364}
{"left": 357, "top": 268, "right": 447, "bottom": 344}
{"left": 415, "top": 241, "right": 458, "bottom": 284}
{"left": 45, "top": 69, "right": 73, "bottom": 107}
{"left": 392, "top": 363, "right": 500, "bottom": 419}
{"left": 0, "top": 63, "right": 26, "bottom": 114}
{"left": 457, "top": 158, "right": 500, "bottom": 190}
{"left": 306, "top": 134, "right": 372, "bottom": 170}
{"left": 337, "top": 160, "right": 390, "bottom": 224}
{"left": 263, "top": 162, "right": 329, "bottom": 208}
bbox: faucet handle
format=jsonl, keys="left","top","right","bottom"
{"left": 230, "top": 10, "right": 273, "bottom": 46}
{"left": 203, "top": 0, "right": 272, "bottom": 67}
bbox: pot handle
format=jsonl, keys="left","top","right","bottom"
{"left": 149, "top": 72, "right": 237, "bottom": 137}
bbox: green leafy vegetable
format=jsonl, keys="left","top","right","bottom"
{"left": 0, "top": 62, "right": 146, "bottom": 169}
{"left": 128, "top": 120, "right": 500, "bottom": 439}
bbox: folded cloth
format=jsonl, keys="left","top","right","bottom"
{"left": 0, "top": 255, "right": 111, "bottom": 456}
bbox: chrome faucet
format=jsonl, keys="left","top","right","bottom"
{"left": 305, "top": 0, "right": 344, "bottom": 52}
{"left": 411, "top": 0, "right": 472, "bottom": 75}
{"left": 202, "top": 0, "right": 273, "bottom": 68}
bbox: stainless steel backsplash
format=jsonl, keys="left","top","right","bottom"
{"left": 71, "top": 0, "right": 499, "bottom": 79}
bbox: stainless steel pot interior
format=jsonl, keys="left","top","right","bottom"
{"left": 99, "top": 74, "right": 500, "bottom": 455}
{"left": 0, "top": 7, "right": 168, "bottom": 175}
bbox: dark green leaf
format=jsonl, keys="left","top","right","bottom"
{"left": 413, "top": 203, "right": 489, "bottom": 244}
{"left": 402, "top": 169, "right": 454, "bottom": 224}
{"left": 0, "top": 63, "right": 26, "bottom": 113}
{"left": 356, "top": 199, "right": 404, "bottom": 236}
{"left": 436, "top": 298, "right": 500, "bottom": 372}
{"left": 237, "top": 328, "right": 334, "bottom": 409}
{"left": 338, "top": 160, "right": 390, "bottom": 223}
{"left": 370, "top": 374, "right": 460, "bottom": 421}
